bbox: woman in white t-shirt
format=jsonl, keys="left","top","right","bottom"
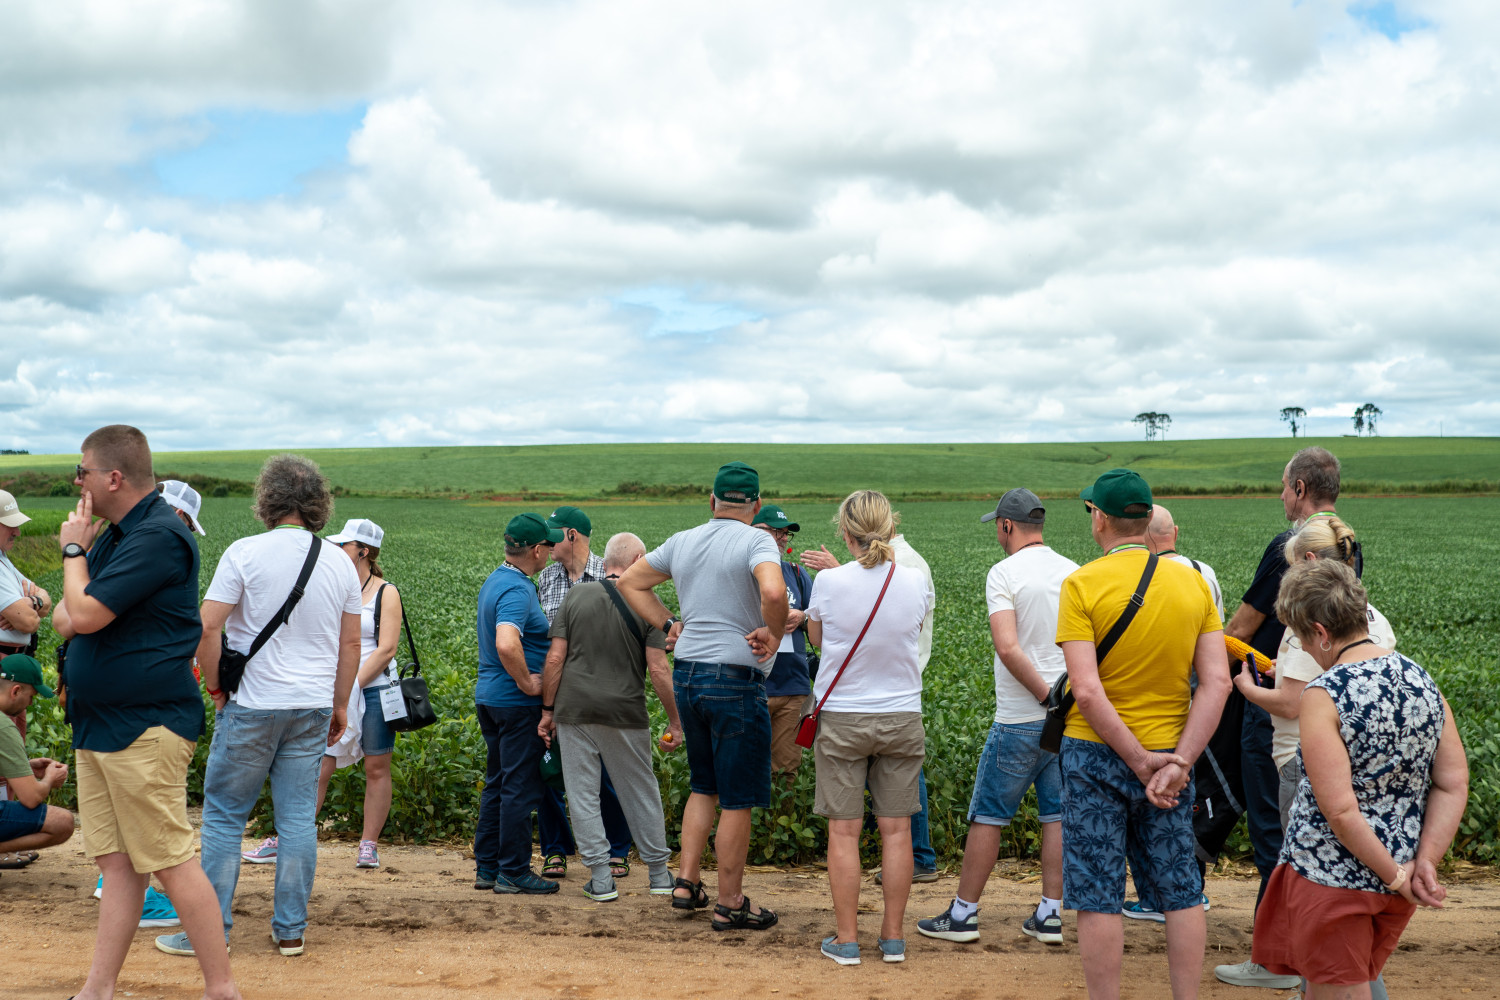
{"left": 310, "top": 519, "right": 403, "bottom": 871}
{"left": 805, "top": 490, "right": 934, "bottom": 966}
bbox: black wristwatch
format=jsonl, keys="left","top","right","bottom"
{"left": 663, "top": 616, "right": 680, "bottom": 633}
{"left": 541, "top": 704, "right": 554, "bottom": 712}
{"left": 62, "top": 543, "right": 87, "bottom": 559}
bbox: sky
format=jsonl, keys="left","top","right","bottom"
{"left": 2, "top": 0, "right": 1498, "bottom": 454}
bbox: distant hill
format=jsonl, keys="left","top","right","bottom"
{"left": 3, "top": 437, "right": 1496, "bottom": 501}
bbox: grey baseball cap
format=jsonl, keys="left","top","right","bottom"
{"left": 980, "top": 488, "right": 1046, "bottom": 524}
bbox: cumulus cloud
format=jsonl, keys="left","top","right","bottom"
{"left": 0, "top": 0, "right": 1497, "bottom": 453}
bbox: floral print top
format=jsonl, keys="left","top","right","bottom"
{"left": 1281, "top": 652, "right": 1445, "bottom": 894}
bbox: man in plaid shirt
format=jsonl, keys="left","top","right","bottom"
{"left": 537, "top": 507, "right": 607, "bottom": 620}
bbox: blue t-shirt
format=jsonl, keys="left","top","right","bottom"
{"left": 68, "top": 492, "right": 205, "bottom": 753}
{"left": 765, "top": 560, "right": 813, "bottom": 698}
{"left": 475, "top": 562, "right": 551, "bottom": 707}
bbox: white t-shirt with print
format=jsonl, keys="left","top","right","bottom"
{"left": 206, "top": 528, "right": 363, "bottom": 710}
{"left": 986, "top": 545, "right": 1080, "bottom": 724}
{"left": 807, "top": 561, "right": 933, "bottom": 713}
{"left": 1165, "top": 553, "right": 1224, "bottom": 620}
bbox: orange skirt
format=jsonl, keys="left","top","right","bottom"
{"left": 1252, "top": 863, "right": 1415, "bottom": 986}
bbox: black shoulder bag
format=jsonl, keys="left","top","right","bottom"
{"left": 601, "top": 579, "right": 647, "bottom": 655}
{"left": 375, "top": 584, "right": 437, "bottom": 732}
{"left": 218, "top": 532, "right": 321, "bottom": 696}
{"left": 1039, "top": 551, "right": 1159, "bottom": 754}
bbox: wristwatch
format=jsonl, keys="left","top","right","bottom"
{"left": 663, "top": 616, "right": 681, "bottom": 633}
{"left": 62, "top": 543, "right": 87, "bottom": 559}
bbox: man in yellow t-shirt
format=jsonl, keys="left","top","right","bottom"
{"left": 1054, "top": 468, "right": 1230, "bottom": 1000}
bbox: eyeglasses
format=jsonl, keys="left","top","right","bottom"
{"left": 771, "top": 529, "right": 796, "bottom": 541}
{"left": 1083, "top": 502, "right": 1098, "bottom": 515}
{"left": 76, "top": 464, "right": 111, "bottom": 480}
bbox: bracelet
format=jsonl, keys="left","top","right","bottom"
{"left": 1383, "top": 863, "right": 1407, "bottom": 892}
{"left": 206, "top": 687, "right": 222, "bottom": 697}
{"left": 542, "top": 704, "right": 554, "bottom": 712}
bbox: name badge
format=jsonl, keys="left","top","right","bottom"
{"left": 380, "top": 685, "right": 408, "bottom": 722}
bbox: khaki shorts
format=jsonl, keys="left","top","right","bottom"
{"left": 767, "top": 695, "right": 810, "bottom": 775}
{"left": 813, "top": 711, "right": 925, "bottom": 819}
{"left": 76, "top": 726, "right": 197, "bottom": 874}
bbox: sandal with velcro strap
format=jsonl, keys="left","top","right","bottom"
{"left": 711, "top": 895, "right": 778, "bottom": 932}
{"left": 671, "top": 877, "right": 710, "bottom": 912}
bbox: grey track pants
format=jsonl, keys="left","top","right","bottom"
{"left": 556, "top": 722, "right": 671, "bottom": 876}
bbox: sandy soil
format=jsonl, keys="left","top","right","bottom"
{"left": 2, "top": 832, "right": 1497, "bottom": 1000}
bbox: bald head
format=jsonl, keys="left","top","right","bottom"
{"left": 1147, "top": 505, "right": 1179, "bottom": 553}
{"left": 603, "top": 532, "right": 646, "bottom": 573}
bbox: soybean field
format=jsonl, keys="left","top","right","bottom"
{"left": 12, "top": 494, "right": 1500, "bottom": 867}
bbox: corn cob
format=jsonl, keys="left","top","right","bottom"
{"left": 1226, "top": 634, "right": 1274, "bottom": 673}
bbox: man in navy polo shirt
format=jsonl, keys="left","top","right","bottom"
{"left": 473, "top": 512, "right": 565, "bottom": 895}
{"left": 749, "top": 504, "right": 814, "bottom": 783}
{"left": 52, "top": 424, "right": 239, "bottom": 1000}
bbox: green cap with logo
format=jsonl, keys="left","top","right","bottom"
{"left": 750, "top": 506, "right": 799, "bottom": 531}
{"left": 546, "top": 506, "right": 592, "bottom": 536}
{"left": 713, "top": 462, "right": 760, "bottom": 504}
{"left": 0, "top": 654, "right": 54, "bottom": 698}
{"left": 1080, "top": 468, "right": 1154, "bottom": 518}
{"left": 505, "top": 512, "right": 565, "bottom": 547}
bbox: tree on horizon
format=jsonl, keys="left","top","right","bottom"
{"left": 1280, "top": 406, "right": 1307, "bottom": 437}
{"left": 1133, "top": 412, "right": 1172, "bottom": 441}
{"left": 1353, "top": 402, "right": 1383, "bottom": 436}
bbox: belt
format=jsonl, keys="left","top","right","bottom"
{"left": 673, "top": 659, "right": 765, "bottom": 682}
{"left": 0, "top": 642, "right": 29, "bottom": 655}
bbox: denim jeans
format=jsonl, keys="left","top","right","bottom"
{"left": 967, "top": 720, "right": 1062, "bottom": 825}
{"left": 200, "top": 703, "right": 332, "bottom": 942}
{"left": 1242, "top": 700, "right": 1284, "bottom": 905}
{"left": 474, "top": 703, "right": 546, "bottom": 877}
{"left": 673, "top": 660, "right": 771, "bottom": 810}
{"left": 911, "top": 768, "right": 936, "bottom": 870}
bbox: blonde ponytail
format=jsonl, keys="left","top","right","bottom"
{"left": 1284, "top": 515, "right": 1359, "bottom": 567}
{"left": 836, "top": 490, "right": 898, "bottom": 569}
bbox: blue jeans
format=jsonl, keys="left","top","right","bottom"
{"left": 673, "top": 661, "right": 771, "bottom": 811}
{"left": 1242, "top": 700, "right": 1284, "bottom": 904}
{"left": 911, "top": 769, "right": 936, "bottom": 870}
{"left": 968, "top": 720, "right": 1062, "bottom": 825}
{"left": 474, "top": 703, "right": 546, "bottom": 877}
{"left": 539, "top": 770, "right": 634, "bottom": 859}
{"left": 200, "top": 703, "right": 332, "bottom": 942}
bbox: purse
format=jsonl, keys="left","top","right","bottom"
{"left": 374, "top": 586, "right": 438, "bottom": 733}
{"left": 1039, "top": 551, "right": 1158, "bottom": 754}
{"left": 219, "top": 532, "right": 321, "bottom": 696}
{"left": 795, "top": 562, "right": 897, "bottom": 749}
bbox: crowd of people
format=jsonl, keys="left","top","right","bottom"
{"left": 0, "top": 430, "right": 1472, "bottom": 1000}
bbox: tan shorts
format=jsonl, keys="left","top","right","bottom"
{"left": 76, "top": 726, "right": 197, "bottom": 874}
{"left": 813, "top": 711, "right": 925, "bottom": 819}
{"left": 767, "top": 695, "right": 810, "bottom": 775}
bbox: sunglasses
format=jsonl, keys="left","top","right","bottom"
{"left": 1083, "top": 502, "right": 1098, "bottom": 515}
{"left": 76, "top": 464, "right": 111, "bottom": 480}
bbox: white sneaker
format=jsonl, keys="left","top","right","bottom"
{"left": 1213, "top": 959, "right": 1300, "bottom": 989}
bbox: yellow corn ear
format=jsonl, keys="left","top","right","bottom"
{"left": 1225, "top": 634, "right": 1273, "bottom": 672}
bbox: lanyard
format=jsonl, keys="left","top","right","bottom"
{"left": 1107, "top": 543, "right": 1148, "bottom": 555}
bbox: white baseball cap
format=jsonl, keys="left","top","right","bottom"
{"left": 325, "top": 518, "right": 384, "bottom": 548}
{"left": 157, "top": 481, "right": 206, "bottom": 536}
{"left": 0, "top": 489, "right": 31, "bottom": 529}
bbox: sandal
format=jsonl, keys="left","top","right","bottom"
{"left": 541, "top": 854, "right": 567, "bottom": 878}
{"left": 609, "top": 857, "right": 630, "bottom": 878}
{"left": 671, "top": 877, "right": 710, "bottom": 911}
{"left": 711, "top": 895, "right": 778, "bottom": 932}
{"left": 0, "top": 852, "right": 33, "bottom": 869}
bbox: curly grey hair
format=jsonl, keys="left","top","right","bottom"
{"left": 252, "top": 454, "right": 334, "bottom": 532}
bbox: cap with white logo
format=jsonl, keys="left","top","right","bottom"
{"left": 0, "top": 489, "right": 30, "bottom": 529}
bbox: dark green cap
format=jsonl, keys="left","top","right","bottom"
{"left": 1080, "top": 468, "right": 1153, "bottom": 518}
{"left": 546, "top": 506, "right": 591, "bottom": 536}
{"left": 713, "top": 462, "right": 760, "bottom": 504}
{"left": 750, "top": 506, "right": 799, "bottom": 531}
{"left": 505, "top": 512, "right": 564, "bottom": 547}
{"left": 0, "top": 654, "right": 54, "bottom": 698}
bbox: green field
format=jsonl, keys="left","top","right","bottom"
{"left": 13, "top": 491, "right": 1500, "bottom": 866}
{"left": 5, "top": 436, "right": 1500, "bottom": 499}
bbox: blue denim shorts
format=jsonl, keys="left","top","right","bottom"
{"left": 0, "top": 798, "right": 47, "bottom": 842}
{"left": 968, "top": 720, "right": 1062, "bottom": 825}
{"left": 361, "top": 685, "right": 396, "bottom": 756}
{"left": 673, "top": 660, "right": 771, "bottom": 811}
{"left": 1060, "top": 736, "right": 1201, "bottom": 914}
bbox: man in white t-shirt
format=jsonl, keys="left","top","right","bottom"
{"left": 918, "top": 488, "right": 1079, "bottom": 946}
{"left": 0, "top": 489, "right": 51, "bottom": 665}
{"left": 1147, "top": 506, "right": 1223, "bottom": 618}
{"left": 158, "top": 454, "right": 361, "bottom": 961}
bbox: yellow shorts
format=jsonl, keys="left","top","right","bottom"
{"left": 76, "top": 726, "right": 197, "bottom": 874}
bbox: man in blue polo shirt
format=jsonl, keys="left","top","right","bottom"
{"left": 52, "top": 424, "right": 239, "bottom": 1000}
{"left": 473, "top": 512, "right": 564, "bottom": 895}
{"left": 749, "top": 505, "right": 813, "bottom": 784}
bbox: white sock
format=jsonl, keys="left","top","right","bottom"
{"left": 1037, "top": 896, "right": 1061, "bottom": 921}
{"left": 950, "top": 896, "right": 979, "bottom": 922}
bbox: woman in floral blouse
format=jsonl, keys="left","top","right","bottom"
{"left": 1251, "top": 559, "right": 1469, "bottom": 1000}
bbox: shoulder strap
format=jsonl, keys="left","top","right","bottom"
{"left": 1096, "top": 551, "right": 1158, "bottom": 666}
{"left": 245, "top": 532, "right": 322, "bottom": 662}
{"left": 601, "top": 579, "right": 646, "bottom": 649}
{"left": 809, "top": 561, "right": 897, "bottom": 717}
{"left": 398, "top": 603, "right": 422, "bottom": 677}
{"left": 372, "top": 582, "right": 390, "bottom": 643}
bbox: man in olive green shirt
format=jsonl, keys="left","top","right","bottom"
{"left": 0, "top": 655, "right": 75, "bottom": 858}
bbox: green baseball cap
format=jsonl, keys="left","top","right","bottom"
{"left": 505, "top": 512, "right": 564, "bottom": 547}
{"left": 546, "top": 506, "right": 592, "bottom": 536}
{"left": 0, "top": 654, "right": 54, "bottom": 698}
{"left": 713, "top": 462, "right": 760, "bottom": 504}
{"left": 1080, "top": 468, "right": 1154, "bottom": 518}
{"left": 750, "top": 506, "right": 800, "bottom": 531}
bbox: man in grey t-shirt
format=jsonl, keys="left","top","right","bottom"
{"left": 618, "top": 461, "right": 786, "bottom": 931}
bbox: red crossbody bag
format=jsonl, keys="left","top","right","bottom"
{"left": 794, "top": 561, "right": 898, "bottom": 749}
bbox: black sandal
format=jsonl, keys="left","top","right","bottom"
{"left": 711, "top": 895, "right": 778, "bottom": 932}
{"left": 671, "top": 877, "right": 710, "bottom": 911}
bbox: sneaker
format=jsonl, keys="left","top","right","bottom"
{"left": 92, "top": 875, "right": 103, "bottom": 900}
{"left": 648, "top": 868, "right": 675, "bottom": 895}
{"left": 878, "top": 937, "right": 906, "bottom": 963}
{"left": 241, "top": 836, "right": 278, "bottom": 864}
{"left": 1123, "top": 899, "right": 1166, "bottom": 923}
{"left": 1023, "top": 911, "right": 1063, "bottom": 945}
{"left": 874, "top": 865, "right": 938, "bottom": 885}
{"left": 1201, "top": 892, "right": 1211, "bottom": 911}
{"left": 917, "top": 902, "right": 980, "bottom": 943}
{"left": 493, "top": 869, "right": 560, "bottom": 895}
{"left": 155, "top": 931, "right": 227, "bottom": 957}
{"left": 356, "top": 841, "right": 380, "bottom": 869}
{"left": 474, "top": 870, "right": 497, "bottom": 890}
{"left": 273, "top": 933, "right": 305, "bottom": 956}
{"left": 820, "top": 935, "right": 861, "bottom": 966}
{"left": 1213, "top": 960, "right": 1301, "bottom": 989}
{"left": 139, "top": 887, "right": 180, "bottom": 928}
{"left": 582, "top": 876, "right": 618, "bottom": 901}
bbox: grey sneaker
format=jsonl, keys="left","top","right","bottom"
{"left": 874, "top": 866, "right": 938, "bottom": 885}
{"left": 917, "top": 902, "right": 980, "bottom": 943}
{"left": 1023, "top": 911, "right": 1063, "bottom": 945}
{"left": 493, "top": 869, "right": 560, "bottom": 895}
{"left": 1213, "top": 960, "right": 1300, "bottom": 989}
{"left": 582, "top": 876, "right": 618, "bottom": 901}
{"left": 878, "top": 937, "right": 906, "bottom": 963}
{"left": 648, "top": 867, "right": 675, "bottom": 895}
{"left": 155, "top": 931, "right": 228, "bottom": 957}
{"left": 820, "top": 935, "right": 861, "bottom": 966}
